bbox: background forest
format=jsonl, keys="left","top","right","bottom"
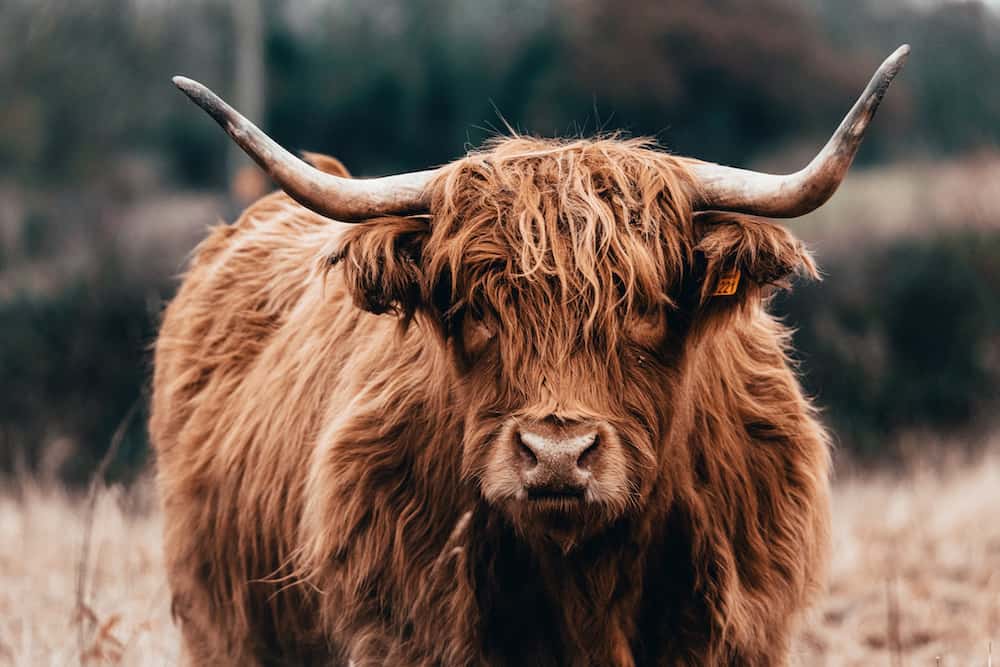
{"left": 1, "top": 0, "right": 998, "bottom": 484}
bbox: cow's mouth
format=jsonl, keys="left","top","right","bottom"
{"left": 521, "top": 488, "right": 589, "bottom": 521}
{"left": 526, "top": 487, "right": 585, "bottom": 502}
{"left": 524, "top": 485, "right": 587, "bottom": 513}
{"left": 508, "top": 491, "right": 611, "bottom": 550}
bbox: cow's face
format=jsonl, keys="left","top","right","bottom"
{"left": 175, "top": 48, "right": 901, "bottom": 548}
{"left": 335, "top": 138, "right": 814, "bottom": 549}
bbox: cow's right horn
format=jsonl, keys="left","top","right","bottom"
{"left": 689, "top": 44, "right": 910, "bottom": 218}
{"left": 172, "top": 76, "right": 439, "bottom": 222}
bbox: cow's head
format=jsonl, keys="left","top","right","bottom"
{"left": 173, "top": 45, "right": 907, "bottom": 549}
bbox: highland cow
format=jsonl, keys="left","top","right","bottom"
{"left": 151, "top": 46, "right": 909, "bottom": 665}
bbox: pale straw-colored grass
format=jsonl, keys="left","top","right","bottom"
{"left": 793, "top": 447, "right": 1000, "bottom": 666}
{"left": 1, "top": 449, "right": 997, "bottom": 665}
{"left": 0, "top": 481, "right": 179, "bottom": 666}
{"left": 795, "top": 153, "right": 1000, "bottom": 254}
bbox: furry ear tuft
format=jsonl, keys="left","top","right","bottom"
{"left": 330, "top": 217, "right": 430, "bottom": 317}
{"left": 693, "top": 212, "right": 818, "bottom": 306}
{"left": 301, "top": 151, "right": 352, "bottom": 178}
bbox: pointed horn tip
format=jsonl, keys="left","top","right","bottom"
{"left": 861, "top": 45, "right": 910, "bottom": 109}
{"left": 171, "top": 76, "right": 218, "bottom": 106}
{"left": 171, "top": 76, "right": 231, "bottom": 125}
{"left": 171, "top": 75, "right": 197, "bottom": 91}
{"left": 883, "top": 44, "right": 911, "bottom": 74}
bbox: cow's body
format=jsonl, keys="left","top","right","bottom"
{"left": 151, "top": 145, "right": 830, "bottom": 666}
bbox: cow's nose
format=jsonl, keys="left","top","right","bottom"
{"left": 516, "top": 427, "right": 599, "bottom": 497}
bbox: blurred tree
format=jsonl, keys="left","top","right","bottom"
{"left": 2, "top": 0, "right": 996, "bottom": 184}
{"left": 0, "top": 0, "right": 234, "bottom": 188}
{"left": 553, "top": 0, "right": 866, "bottom": 166}
{"left": 816, "top": 0, "right": 1000, "bottom": 157}
{"left": 229, "top": 0, "right": 268, "bottom": 205}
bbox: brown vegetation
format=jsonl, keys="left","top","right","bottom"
{"left": 0, "top": 481, "right": 179, "bottom": 665}
{"left": 792, "top": 446, "right": 1000, "bottom": 665}
{"left": 2, "top": 448, "right": 997, "bottom": 665}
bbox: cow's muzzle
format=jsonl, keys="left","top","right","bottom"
{"left": 514, "top": 420, "right": 605, "bottom": 502}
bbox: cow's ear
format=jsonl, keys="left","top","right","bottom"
{"left": 692, "top": 212, "right": 818, "bottom": 308}
{"left": 330, "top": 216, "right": 430, "bottom": 318}
{"left": 301, "top": 151, "right": 352, "bottom": 178}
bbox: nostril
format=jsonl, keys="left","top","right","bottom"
{"left": 577, "top": 434, "right": 600, "bottom": 470}
{"left": 516, "top": 432, "right": 538, "bottom": 468}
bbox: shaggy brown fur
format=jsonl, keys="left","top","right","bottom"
{"left": 151, "top": 138, "right": 830, "bottom": 666}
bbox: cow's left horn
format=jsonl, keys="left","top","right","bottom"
{"left": 689, "top": 44, "right": 910, "bottom": 218}
{"left": 172, "top": 76, "right": 438, "bottom": 221}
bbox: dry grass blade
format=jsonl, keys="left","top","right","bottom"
{"left": 80, "top": 614, "right": 125, "bottom": 665}
{"left": 74, "top": 400, "right": 139, "bottom": 664}
{"left": 887, "top": 576, "right": 903, "bottom": 667}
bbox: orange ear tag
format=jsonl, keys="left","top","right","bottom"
{"left": 713, "top": 269, "right": 741, "bottom": 297}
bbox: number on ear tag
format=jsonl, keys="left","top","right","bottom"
{"left": 713, "top": 269, "right": 741, "bottom": 297}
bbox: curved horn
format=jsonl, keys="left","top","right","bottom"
{"left": 690, "top": 44, "right": 910, "bottom": 218}
{"left": 172, "top": 76, "right": 438, "bottom": 221}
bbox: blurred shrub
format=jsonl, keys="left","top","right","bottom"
{"left": 0, "top": 260, "right": 164, "bottom": 485}
{"left": 1, "top": 231, "right": 996, "bottom": 484}
{"left": 776, "top": 231, "right": 1000, "bottom": 458}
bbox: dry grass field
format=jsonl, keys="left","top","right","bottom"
{"left": 1, "top": 450, "right": 997, "bottom": 666}
{"left": 793, "top": 447, "right": 1000, "bottom": 666}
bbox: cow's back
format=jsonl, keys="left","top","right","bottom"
{"left": 150, "top": 158, "right": 366, "bottom": 664}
